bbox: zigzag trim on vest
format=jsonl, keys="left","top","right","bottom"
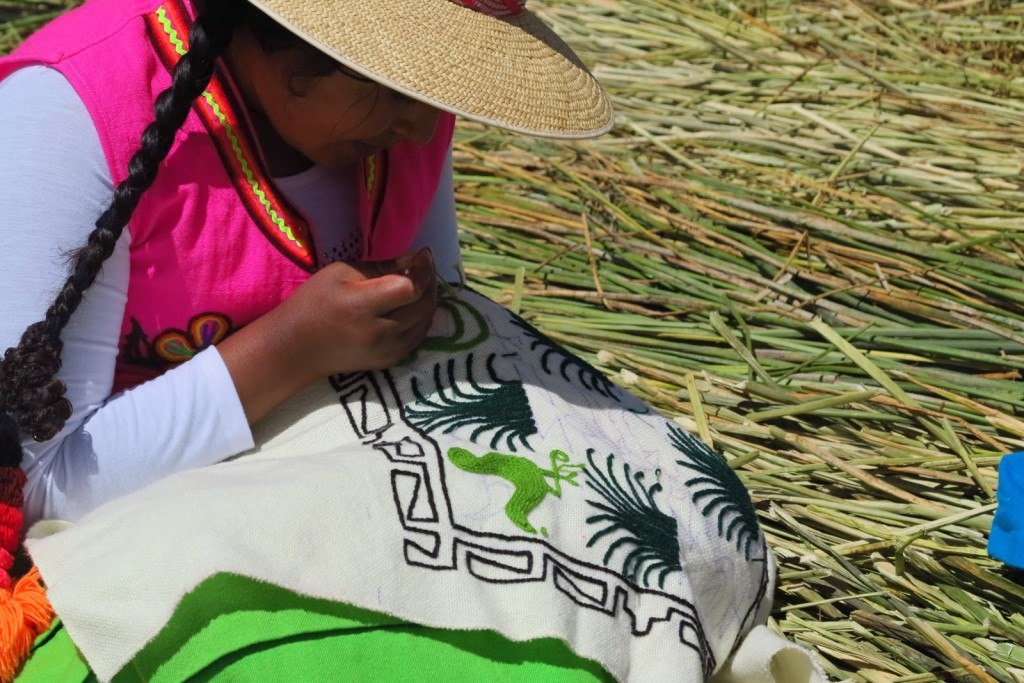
{"left": 146, "top": 0, "right": 316, "bottom": 271}
{"left": 363, "top": 149, "right": 388, "bottom": 248}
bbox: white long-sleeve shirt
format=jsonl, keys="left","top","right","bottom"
{"left": 0, "top": 66, "right": 461, "bottom": 522}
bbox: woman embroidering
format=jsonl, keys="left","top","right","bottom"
{"left": 0, "top": 0, "right": 603, "bottom": 671}
{"left": 0, "top": 1, "right": 819, "bottom": 680}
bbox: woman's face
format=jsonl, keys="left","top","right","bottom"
{"left": 231, "top": 35, "right": 443, "bottom": 171}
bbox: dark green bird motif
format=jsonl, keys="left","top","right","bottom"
{"left": 668, "top": 423, "right": 762, "bottom": 560}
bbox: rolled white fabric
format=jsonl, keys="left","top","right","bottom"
{"left": 711, "top": 625, "right": 827, "bottom": 683}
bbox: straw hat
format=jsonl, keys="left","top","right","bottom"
{"left": 244, "top": 0, "right": 614, "bottom": 138}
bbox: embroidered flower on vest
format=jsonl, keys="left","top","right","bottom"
{"left": 154, "top": 313, "right": 234, "bottom": 363}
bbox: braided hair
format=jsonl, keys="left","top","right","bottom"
{"left": 0, "top": 2, "right": 347, "bottom": 439}
{"left": 0, "top": 0, "right": 309, "bottom": 674}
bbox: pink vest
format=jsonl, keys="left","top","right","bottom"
{"left": 0, "top": 0, "right": 455, "bottom": 392}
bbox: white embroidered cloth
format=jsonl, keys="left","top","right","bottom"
{"left": 29, "top": 289, "right": 825, "bottom": 682}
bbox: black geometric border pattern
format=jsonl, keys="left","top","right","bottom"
{"left": 329, "top": 371, "right": 717, "bottom": 677}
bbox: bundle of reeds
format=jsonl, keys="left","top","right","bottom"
{"left": 4, "top": 0, "right": 1024, "bottom": 680}
{"left": 0, "top": 0, "right": 70, "bottom": 52}
{"left": 451, "top": 1, "right": 1024, "bottom": 680}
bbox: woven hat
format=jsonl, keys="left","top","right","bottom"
{"left": 244, "top": 0, "right": 614, "bottom": 138}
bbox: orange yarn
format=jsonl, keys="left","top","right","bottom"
{"left": 0, "top": 567, "right": 54, "bottom": 682}
{"left": 0, "top": 468, "right": 52, "bottom": 679}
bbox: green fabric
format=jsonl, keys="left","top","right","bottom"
{"left": 21, "top": 574, "right": 614, "bottom": 683}
{"left": 17, "top": 620, "right": 95, "bottom": 683}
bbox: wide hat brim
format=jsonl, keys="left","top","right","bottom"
{"left": 245, "top": 0, "right": 614, "bottom": 139}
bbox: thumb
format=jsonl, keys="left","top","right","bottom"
{"left": 317, "top": 259, "right": 377, "bottom": 284}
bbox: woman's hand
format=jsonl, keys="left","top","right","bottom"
{"left": 283, "top": 248, "right": 438, "bottom": 376}
{"left": 218, "top": 248, "right": 438, "bottom": 424}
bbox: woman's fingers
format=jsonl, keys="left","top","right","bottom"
{"left": 262, "top": 248, "right": 440, "bottom": 382}
{"left": 357, "top": 248, "right": 437, "bottom": 316}
{"left": 383, "top": 288, "right": 437, "bottom": 332}
{"left": 352, "top": 247, "right": 431, "bottom": 279}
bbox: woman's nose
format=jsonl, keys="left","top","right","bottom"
{"left": 393, "top": 102, "right": 442, "bottom": 146}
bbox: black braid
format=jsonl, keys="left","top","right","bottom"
{"left": 0, "top": 1, "right": 240, "bottom": 450}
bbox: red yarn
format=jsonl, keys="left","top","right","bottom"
{"left": 0, "top": 510, "right": 20, "bottom": 555}
{"left": 0, "top": 473, "right": 24, "bottom": 511}
{"left": 0, "top": 552, "right": 12, "bottom": 584}
{"left": 0, "top": 471, "right": 24, "bottom": 564}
